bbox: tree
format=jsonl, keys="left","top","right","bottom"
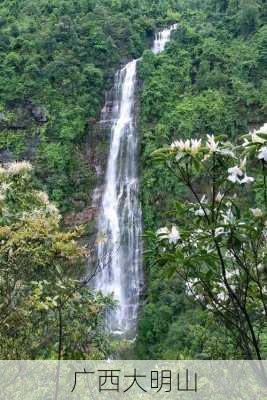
{"left": 152, "top": 130, "right": 267, "bottom": 360}
{"left": 238, "top": 0, "right": 260, "bottom": 36}
{"left": 0, "top": 161, "right": 112, "bottom": 359}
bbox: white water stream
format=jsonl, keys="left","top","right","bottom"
{"left": 95, "top": 24, "right": 178, "bottom": 335}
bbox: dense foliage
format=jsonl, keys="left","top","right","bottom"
{"left": 0, "top": 0, "right": 266, "bottom": 360}
{"left": 136, "top": 0, "right": 267, "bottom": 359}
{"left": 0, "top": 0, "right": 182, "bottom": 359}
{"left": 0, "top": 162, "right": 112, "bottom": 359}
{"left": 0, "top": 0, "right": 183, "bottom": 212}
{"left": 0, "top": 0, "right": 190, "bottom": 361}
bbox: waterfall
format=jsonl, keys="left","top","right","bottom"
{"left": 95, "top": 60, "right": 141, "bottom": 335}
{"left": 152, "top": 24, "right": 178, "bottom": 54}
{"left": 95, "top": 25, "right": 178, "bottom": 336}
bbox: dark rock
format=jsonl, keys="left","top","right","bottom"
{"left": 25, "top": 100, "right": 48, "bottom": 124}
{"left": 71, "top": 199, "right": 86, "bottom": 210}
{"left": 23, "top": 135, "right": 41, "bottom": 160}
{"left": 88, "top": 117, "right": 97, "bottom": 125}
{"left": 64, "top": 207, "right": 97, "bottom": 226}
{"left": 0, "top": 149, "right": 13, "bottom": 163}
{"left": 2, "top": 123, "right": 27, "bottom": 130}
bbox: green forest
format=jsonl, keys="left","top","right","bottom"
{"left": 0, "top": 0, "right": 266, "bottom": 361}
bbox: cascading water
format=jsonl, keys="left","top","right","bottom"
{"left": 95, "top": 60, "right": 141, "bottom": 335}
{"left": 95, "top": 24, "right": 178, "bottom": 336}
{"left": 152, "top": 24, "right": 178, "bottom": 54}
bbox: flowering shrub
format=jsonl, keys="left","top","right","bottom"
{"left": 0, "top": 162, "right": 112, "bottom": 359}
{"left": 152, "top": 129, "right": 267, "bottom": 359}
{"left": 0, "top": 161, "right": 61, "bottom": 225}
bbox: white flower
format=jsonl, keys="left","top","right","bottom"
{"left": 20, "top": 209, "right": 43, "bottom": 222}
{"left": 206, "top": 245, "right": 215, "bottom": 254}
{"left": 0, "top": 182, "right": 11, "bottom": 201}
{"left": 35, "top": 191, "right": 49, "bottom": 205}
{"left": 240, "top": 174, "right": 254, "bottom": 184}
{"left": 1, "top": 182, "right": 11, "bottom": 192}
{"left": 215, "top": 227, "right": 225, "bottom": 237}
{"left": 171, "top": 138, "right": 201, "bottom": 156}
{"left": 225, "top": 250, "right": 235, "bottom": 260}
{"left": 226, "top": 269, "right": 239, "bottom": 280}
{"left": 156, "top": 226, "right": 181, "bottom": 244}
{"left": 206, "top": 134, "right": 219, "bottom": 152}
{"left": 156, "top": 227, "right": 169, "bottom": 239}
{"left": 250, "top": 208, "right": 263, "bottom": 218}
{"left": 7, "top": 161, "right": 33, "bottom": 175}
{"left": 258, "top": 146, "right": 267, "bottom": 162}
{"left": 194, "top": 196, "right": 210, "bottom": 217}
{"left": 254, "top": 123, "right": 267, "bottom": 134}
{"left": 195, "top": 208, "right": 205, "bottom": 216}
{"left": 171, "top": 140, "right": 185, "bottom": 150}
{"left": 190, "top": 139, "right": 202, "bottom": 156}
{"left": 227, "top": 174, "right": 238, "bottom": 183}
{"left": 185, "top": 282, "right": 193, "bottom": 293}
{"left": 183, "top": 139, "right": 191, "bottom": 151}
{"left": 46, "top": 203, "right": 60, "bottom": 216}
{"left": 168, "top": 226, "right": 180, "bottom": 244}
{"left": 200, "top": 194, "right": 208, "bottom": 204}
{"left": 227, "top": 164, "right": 254, "bottom": 184}
{"left": 215, "top": 192, "right": 223, "bottom": 202}
{"left": 217, "top": 291, "right": 228, "bottom": 302}
{"left": 256, "top": 263, "right": 264, "bottom": 272}
{"left": 219, "top": 148, "right": 236, "bottom": 158}
{"left": 185, "top": 278, "right": 199, "bottom": 295}
{"left": 195, "top": 293, "right": 205, "bottom": 301}
{"left": 223, "top": 209, "right": 235, "bottom": 224}
{"left": 227, "top": 165, "right": 243, "bottom": 183}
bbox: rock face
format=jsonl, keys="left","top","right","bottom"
{"left": 0, "top": 149, "right": 13, "bottom": 163}
{"left": 0, "top": 104, "right": 44, "bottom": 163}
{"left": 87, "top": 85, "right": 119, "bottom": 204}
{"left": 25, "top": 100, "right": 48, "bottom": 124}
{"left": 63, "top": 89, "right": 114, "bottom": 228}
{"left": 64, "top": 206, "right": 97, "bottom": 226}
